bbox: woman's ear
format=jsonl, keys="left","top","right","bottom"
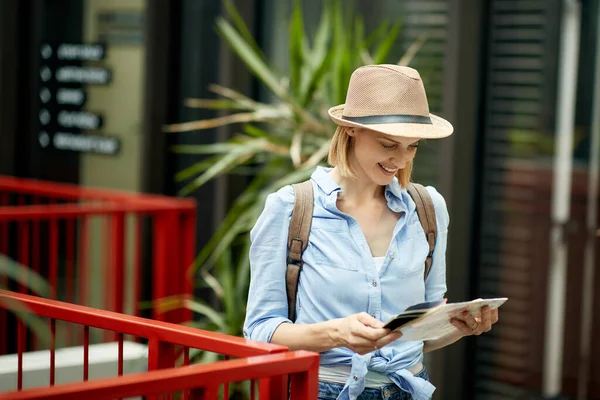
{"left": 347, "top": 128, "right": 356, "bottom": 137}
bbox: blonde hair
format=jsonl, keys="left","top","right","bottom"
{"left": 327, "top": 126, "right": 413, "bottom": 188}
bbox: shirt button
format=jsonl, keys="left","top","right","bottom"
{"left": 353, "top": 375, "right": 359, "bottom": 381}
{"left": 394, "top": 207, "right": 401, "bottom": 212}
{"left": 390, "top": 252, "right": 396, "bottom": 259}
{"left": 371, "top": 314, "right": 376, "bottom": 319}
{"left": 372, "top": 280, "right": 378, "bottom": 287}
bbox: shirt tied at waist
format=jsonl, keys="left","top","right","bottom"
{"left": 333, "top": 353, "right": 435, "bottom": 400}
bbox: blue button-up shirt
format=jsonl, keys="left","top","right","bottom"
{"left": 243, "top": 166, "right": 449, "bottom": 400}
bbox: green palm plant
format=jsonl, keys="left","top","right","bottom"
{"left": 165, "top": 0, "right": 425, "bottom": 344}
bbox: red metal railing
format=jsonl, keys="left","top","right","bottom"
{"left": 0, "top": 290, "right": 319, "bottom": 399}
{"left": 2, "top": 351, "right": 319, "bottom": 400}
{"left": 0, "top": 175, "right": 196, "bottom": 353}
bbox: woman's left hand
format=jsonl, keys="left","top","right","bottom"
{"left": 450, "top": 306, "right": 499, "bottom": 337}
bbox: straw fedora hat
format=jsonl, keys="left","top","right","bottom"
{"left": 328, "top": 64, "right": 453, "bottom": 139}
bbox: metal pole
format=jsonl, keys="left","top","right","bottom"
{"left": 577, "top": 2, "right": 600, "bottom": 397}
{"left": 542, "top": 0, "right": 581, "bottom": 397}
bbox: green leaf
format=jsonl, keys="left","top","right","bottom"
{"left": 215, "top": 250, "right": 237, "bottom": 334}
{"left": 299, "top": 6, "right": 333, "bottom": 107}
{"left": 0, "top": 255, "right": 52, "bottom": 297}
{"left": 262, "top": 165, "right": 315, "bottom": 194}
{"left": 301, "top": 45, "right": 334, "bottom": 107}
{"left": 289, "top": 0, "right": 305, "bottom": 97}
{"left": 174, "top": 157, "right": 219, "bottom": 183}
{"left": 184, "top": 98, "right": 252, "bottom": 111}
{"left": 309, "top": 3, "right": 332, "bottom": 70}
{"left": 185, "top": 299, "right": 228, "bottom": 332}
{"left": 178, "top": 139, "right": 268, "bottom": 196}
{"left": 0, "top": 298, "right": 52, "bottom": 349}
{"left": 215, "top": 17, "right": 288, "bottom": 100}
{"left": 192, "top": 208, "right": 253, "bottom": 276}
{"left": 363, "top": 20, "right": 390, "bottom": 50}
{"left": 372, "top": 21, "right": 402, "bottom": 64}
{"left": 170, "top": 142, "right": 242, "bottom": 155}
{"left": 188, "top": 163, "right": 278, "bottom": 277}
{"left": 222, "top": 0, "right": 265, "bottom": 60}
{"left": 235, "top": 235, "right": 252, "bottom": 297}
{"left": 207, "top": 84, "right": 264, "bottom": 110}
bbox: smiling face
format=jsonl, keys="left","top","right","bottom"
{"left": 348, "top": 128, "right": 420, "bottom": 186}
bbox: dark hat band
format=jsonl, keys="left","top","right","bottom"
{"left": 342, "top": 114, "right": 432, "bottom": 125}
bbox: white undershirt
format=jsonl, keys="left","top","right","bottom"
{"left": 373, "top": 256, "right": 385, "bottom": 272}
{"left": 318, "top": 256, "right": 423, "bottom": 388}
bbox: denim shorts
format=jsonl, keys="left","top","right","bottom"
{"left": 317, "top": 367, "right": 430, "bottom": 400}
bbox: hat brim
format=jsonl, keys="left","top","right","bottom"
{"left": 328, "top": 104, "right": 453, "bottom": 139}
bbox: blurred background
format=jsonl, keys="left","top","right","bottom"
{"left": 0, "top": 0, "right": 599, "bottom": 399}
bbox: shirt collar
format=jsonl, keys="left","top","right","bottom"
{"left": 311, "top": 166, "right": 410, "bottom": 213}
{"left": 311, "top": 166, "right": 341, "bottom": 195}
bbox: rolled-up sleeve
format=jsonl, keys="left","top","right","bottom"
{"left": 424, "top": 186, "right": 449, "bottom": 302}
{"left": 243, "top": 185, "right": 295, "bottom": 343}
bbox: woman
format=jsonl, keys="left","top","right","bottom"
{"left": 243, "top": 65, "right": 499, "bottom": 400}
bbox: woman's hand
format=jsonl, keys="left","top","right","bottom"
{"left": 450, "top": 305, "right": 499, "bottom": 337}
{"left": 331, "top": 312, "right": 402, "bottom": 355}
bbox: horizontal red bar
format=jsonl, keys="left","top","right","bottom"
{"left": 0, "top": 203, "right": 195, "bottom": 220}
{"left": 0, "top": 351, "right": 319, "bottom": 400}
{"left": 0, "top": 175, "right": 195, "bottom": 208}
{"left": 0, "top": 290, "right": 286, "bottom": 358}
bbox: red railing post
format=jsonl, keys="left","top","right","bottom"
{"left": 289, "top": 357, "right": 319, "bottom": 400}
{"left": 180, "top": 210, "right": 196, "bottom": 323}
{"left": 148, "top": 338, "right": 178, "bottom": 400}
{"left": 148, "top": 339, "right": 177, "bottom": 370}
{"left": 189, "top": 385, "right": 219, "bottom": 400}
{"left": 153, "top": 212, "right": 180, "bottom": 323}
{"left": 110, "top": 212, "right": 126, "bottom": 316}
{"left": 49, "top": 219, "right": 58, "bottom": 300}
{"left": 153, "top": 214, "right": 168, "bottom": 322}
{"left": 18, "top": 221, "right": 29, "bottom": 294}
{"left": 259, "top": 376, "right": 289, "bottom": 399}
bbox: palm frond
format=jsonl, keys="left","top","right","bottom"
{"left": 372, "top": 21, "right": 402, "bottom": 65}
{"left": 0, "top": 254, "right": 52, "bottom": 297}
{"left": 222, "top": 0, "right": 265, "bottom": 60}
{"left": 289, "top": 1, "right": 306, "bottom": 97}
{"left": 398, "top": 33, "right": 428, "bottom": 66}
{"left": 215, "top": 17, "right": 288, "bottom": 100}
{"left": 183, "top": 98, "right": 252, "bottom": 111}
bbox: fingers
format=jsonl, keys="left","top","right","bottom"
{"left": 356, "top": 312, "right": 384, "bottom": 329}
{"left": 344, "top": 313, "right": 402, "bottom": 354}
{"left": 462, "top": 310, "right": 479, "bottom": 332}
{"left": 353, "top": 330, "right": 402, "bottom": 355}
{"left": 451, "top": 306, "right": 500, "bottom": 337}
{"left": 480, "top": 306, "right": 492, "bottom": 332}
{"left": 450, "top": 317, "right": 474, "bottom": 336}
{"left": 352, "top": 313, "right": 389, "bottom": 341}
{"left": 491, "top": 308, "right": 499, "bottom": 324}
{"left": 375, "top": 330, "right": 402, "bottom": 349}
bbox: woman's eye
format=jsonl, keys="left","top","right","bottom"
{"left": 409, "top": 144, "right": 419, "bottom": 150}
{"left": 381, "top": 143, "right": 397, "bottom": 149}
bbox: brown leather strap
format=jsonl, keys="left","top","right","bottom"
{"left": 286, "top": 181, "right": 314, "bottom": 321}
{"left": 407, "top": 183, "right": 437, "bottom": 280}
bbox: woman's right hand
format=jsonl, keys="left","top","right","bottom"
{"left": 331, "top": 312, "right": 402, "bottom": 355}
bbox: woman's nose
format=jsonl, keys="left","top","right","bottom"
{"left": 390, "top": 150, "right": 410, "bottom": 167}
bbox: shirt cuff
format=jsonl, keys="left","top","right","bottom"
{"left": 250, "top": 316, "right": 293, "bottom": 343}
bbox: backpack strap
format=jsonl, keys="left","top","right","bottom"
{"left": 406, "top": 183, "right": 437, "bottom": 280}
{"left": 286, "top": 181, "right": 314, "bottom": 322}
